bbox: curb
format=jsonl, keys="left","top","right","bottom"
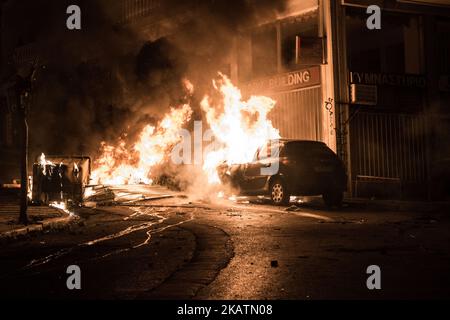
{"left": 344, "top": 198, "right": 450, "bottom": 213}
{"left": 0, "top": 215, "right": 80, "bottom": 243}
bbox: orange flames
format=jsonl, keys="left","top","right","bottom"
{"left": 90, "top": 74, "right": 279, "bottom": 188}
{"left": 91, "top": 104, "right": 193, "bottom": 185}
{"left": 39, "top": 153, "right": 54, "bottom": 175}
{"left": 201, "top": 75, "right": 280, "bottom": 183}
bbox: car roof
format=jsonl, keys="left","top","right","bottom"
{"left": 267, "top": 139, "right": 326, "bottom": 145}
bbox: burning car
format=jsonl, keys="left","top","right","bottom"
{"left": 217, "top": 139, "right": 347, "bottom": 207}
{"left": 31, "top": 154, "right": 91, "bottom": 206}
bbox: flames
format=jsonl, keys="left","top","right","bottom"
{"left": 39, "top": 153, "right": 54, "bottom": 176}
{"left": 90, "top": 74, "right": 279, "bottom": 189}
{"left": 91, "top": 104, "right": 193, "bottom": 185}
{"left": 201, "top": 75, "right": 280, "bottom": 183}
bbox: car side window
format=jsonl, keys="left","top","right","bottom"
{"left": 257, "top": 142, "right": 280, "bottom": 161}
{"left": 259, "top": 145, "right": 268, "bottom": 160}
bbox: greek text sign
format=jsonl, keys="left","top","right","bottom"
{"left": 244, "top": 67, "right": 321, "bottom": 94}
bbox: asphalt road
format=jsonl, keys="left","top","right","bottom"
{"left": 0, "top": 186, "right": 449, "bottom": 299}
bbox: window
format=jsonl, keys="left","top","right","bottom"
{"left": 251, "top": 26, "right": 277, "bottom": 78}
{"left": 285, "top": 141, "right": 334, "bottom": 159}
{"left": 281, "top": 11, "right": 319, "bottom": 68}
{"left": 346, "top": 9, "right": 422, "bottom": 74}
{"left": 121, "top": 0, "right": 162, "bottom": 23}
{"left": 255, "top": 141, "right": 281, "bottom": 161}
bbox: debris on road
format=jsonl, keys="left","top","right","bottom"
{"left": 84, "top": 185, "right": 115, "bottom": 204}
{"left": 225, "top": 208, "right": 242, "bottom": 217}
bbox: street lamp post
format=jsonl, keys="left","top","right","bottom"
{"left": 18, "top": 93, "right": 29, "bottom": 225}
{"left": 16, "top": 65, "right": 37, "bottom": 225}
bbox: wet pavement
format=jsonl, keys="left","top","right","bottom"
{"left": 0, "top": 185, "right": 449, "bottom": 299}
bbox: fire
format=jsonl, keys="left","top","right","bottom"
{"left": 91, "top": 104, "right": 193, "bottom": 185}
{"left": 39, "top": 153, "right": 54, "bottom": 175}
{"left": 183, "top": 78, "right": 194, "bottom": 96}
{"left": 49, "top": 201, "right": 73, "bottom": 216}
{"left": 201, "top": 74, "right": 280, "bottom": 183}
{"left": 90, "top": 74, "right": 279, "bottom": 189}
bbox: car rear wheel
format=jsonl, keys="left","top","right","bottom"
{"left": 270, "top": 178, "right": 290, "bottom": 205}
{"left": 323, "top": 190, "right": 343, "bottom": 209}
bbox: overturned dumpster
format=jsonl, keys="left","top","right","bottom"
{"left": 31, "top": 155, "right": 91, "bottom": 205}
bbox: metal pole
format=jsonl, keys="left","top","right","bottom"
{"left": 17, "top": 62, "right": 38, "bottom": 224}
{"left": 19, "top": 107, "right": 28, "bottom": 225}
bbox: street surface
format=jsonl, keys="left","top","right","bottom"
{"left": 0, "top": 185, "right": 449, "bottom": 299}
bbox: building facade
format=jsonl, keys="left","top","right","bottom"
{"left": 331, "top": 0, "right": 450, "bottom": 200}
{"left": 232, "top": 0, "right": 336, "bottom": 156}
{"left": 230, "top": 0, "right": 450, "bottom": 200}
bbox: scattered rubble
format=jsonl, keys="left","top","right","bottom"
{"left": 285, "top": 205, "right": 302, "bottom": 212}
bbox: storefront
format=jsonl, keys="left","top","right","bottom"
{"left": 236, "top": 0, "right": 450, "bottom": 200}
{"left": 332, "top": 0, "right": 450, "bottom": 199}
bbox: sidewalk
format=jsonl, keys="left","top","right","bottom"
{"left": 0, "top": 190, "right": 77, "bottom": 241}
{"left": 344, "top": 197, "right": 450, "bottom": 213}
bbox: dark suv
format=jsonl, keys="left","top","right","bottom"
{"left": 218, "top": 139, "right": 347, "bottom": 207}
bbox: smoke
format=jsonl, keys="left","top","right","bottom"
{"left": 3, "top": 0, "right": 146, "bottom": 158}
{"left": 133, "top": 0, "right": 287, "bottom": 198}
{"left": 5, "top": 0, "right": 287, "bottom": 194}
{"left": 150, "top": 162, "right": 241, "bottom": 203}
{"left": 160, "top": 0, "right": 287, "bottom": 96}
